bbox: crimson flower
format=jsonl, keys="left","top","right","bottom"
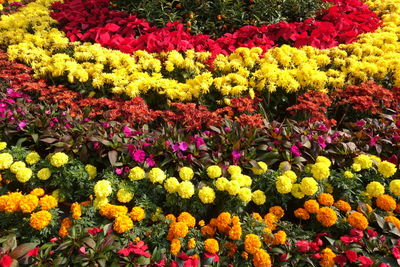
{"left": 0, "top": 255, "right": 12, "bottom": 267}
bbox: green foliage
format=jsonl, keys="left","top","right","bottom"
{"left": 112, "top": 0, "right": 329, "bottom": 38}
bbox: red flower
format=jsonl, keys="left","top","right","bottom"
{"left": 296, "top": 240, "right": 310, "bottom": 252}
{"left": 0, "top": 255, "right": 13, "bottom": 267}
{"left": 27, "top": 247, "right": 39, "bottom": 257}
{"left": 392, "top": 247, "right": 400, "bottom": 259}
{"left": 334, "top": 254, "right": 347, "bottom": 267}
{"left": 345, "top": 250, "right": 358, "bottom": 263}
{"left": 366, "top": 229, "right": 378, "bottom": 238}
{"left": 358, "top": 256, "right": 374, "bottom": 267}
{"left": 87, "top": 227, "right": 102, "bottom": 236}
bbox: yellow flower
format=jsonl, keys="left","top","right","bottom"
{"left": 187, "top": 238, "right": 196, "bottom": 249}
{"left": 0, "top": 153, "right": 13, "bottom": 170}
{"left": 50, "top": 152, "right": 69, "bottom": 167}
{"left": 170, "top": 238, "right": 181, "bottom": 255}
{"left": 252, "top": 190, "right": 266, "bottom": 205}
{"left": 0, "top": 142, "right": 6, "bottom": 150}
{"left": 71, "top": 202, "right": 81, "bottom": 219}
{"left": 378, "top": 160, "right": 397, "bottom": 178}
{"left": 204, "top": 238, "right": 219, "bottom": 254}
{"left": 179, "top": 166, "right": 194, "bottom": 181}
{"left": 320, "top": 248, "right": 336, "bottom": 267}
{"left": 347, "top": 211, "right": 368, "bottom": 230}
{"left": 177, "top": 181, "right": 194, "bottom": 199}
{"left": 344, "top": 171, "right": 354, "bottom": 178}
{"left": 226, "top": 180, "right": 240, "bottom": 195}
{"left": 207, "top": 165, "right": 222, "bottom": 179}
{"left": 30, "top": 210, "right": 52, "bottom": 230}
{"left": 390, "top": 180, "right": 400, "bottom": 196}
{"left": 130, "top": 206, "right": 145, "bottom": 221}
{"left": 291, "top": 183, "right": 305, "bottom": 199}
{"left": 10, "top": 161, "right": 26, "bottom": 174}
{"left": 128, "top": 166, "right": 145, "bottom": 181}
{"left": 276, "top": 175, "right": 292, "bottom": 194}
{"left": 117, "top": 189, "right": 133, "bottom": 203}
{"left": 39, "top": 195, "right": 58, "bottom": 210}
{"left": 215, "top": 177, "right": 229, "bottom": 191}
{"left": 164, "top": 177, "right": 180, "bottom": 193}
{"left": 238, "top": 187, "right": 252, "bottom": 202}
{"left": 85, "top": 164, "right": 97, "bottom": 179}
{"left": 271, "top": 230, "right": 287, "bottom": 245}
{"left": 25, "top": 152, "right": 40, "bottom": 165}
{"left": 385, "top": 216, "right": 400, "bottom": 230}
{"left": 227, "top": 165, "right": 241, "bottom": 175}
{"left": 113, "top": 215, "right": 133, "bottom": 233}
{"left": 300, "top": 177, "right": 319, "bottom": 196}
{"left": 316, "top": 156, "right": 331, "bottom": 167}
{"left": 19, "top": 194, "right": 39, "bottom": 213}
{"left": 351, "top": 163, "right": 362, "bottom": 172}
{"left": 94, "top": 180, "right": 112, "bottom": 198}
{"left": 198, "top": 186, "right": 216, "bottom": 204}
{"left": 15, "top": 167, "right": 32, "bottom": 183}
{"left": 148, "top": 168, "right": 166, "bottom": 184}
{"left": 283, "top": 170, "right": 297, "bottom": 183}
{"left": 316, "top": 207, "right": 337, "bottom": 227}
{"left": 93, "top": 197, "right": 109, "bottom": 209}
{"left": 353, "top": 154, "right": 373, "bottom": 169}
{"left": 37, "top": 168, "right": 51, "bottom": 180}
{"left": 251, "top": 161, "right": 268, "bottom": 175}
{"left": 366, "top": 181, "right": 385, "bottom": 197}
{"left": 311, "top": 163, "right": 330, "bottom": 180}
{"left": 244, "top": 234, "right": 261, "bottom": 254}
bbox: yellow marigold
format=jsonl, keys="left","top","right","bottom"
{"left": 170, "top": 238, "right": 181, "bottom": 255}
{"left": 376, "top": 194, "right": 397, "bottom": 211}
{"left": 10, "top": 161, "right": 26, "bottom": 174}
{"left": 251, "top": 190, "right": 266, "bottom": 205}
{"left": 113, "top": 215, "right": 133, "bottom": 233}
{"left": 165, "top": 214, "right": 176, "bottom": 222}
{"left": 227, "top": 165, "right": 242, "bottom": 175}
{"left": 253, "top": 249, "right": 272, "bottom": 267}
{"left": 207, "top": 165, "right": 222, "bottom": 179}
{"left": 304, "top": 199, "right": 320, "bottom": 213}
{"left": 71, "top": 202, "right": 81, "bottom": 219}
{"left": 390, "top": 180, "right": 400, "bottom": 196}
{"left": 354, "top": 154, "right": 373, "bottom": 169}
{"left": 311, "top": 163, "right": 330, "bottom": 180}
{"left": 25, "top": 152, "right": 40, "bottom": 165}
{"left": 351, "top": 163, "right": 362, "bottom": 172}
{"left": 320, "top": 248, "right": 336, "bottom": 267}
{"left": 316, "top": 156, "right": 332, "bottom": 167}
{"left": 228, "top": 224, "right": 242, "bottom": 240}
{"left": 215, "top": 177, "right": 229, "bottom": 191}
{"left": 198, "top": 186, "right": 216, "bottom": 204}
{"left": 94, "top": 180, "right": 112, "bottom": 198}
{"left": 324, "top": 183, "right": 333, "bottom": 194}
{"left": 252, "top": 212, "right": 263, "bottom": 221}
{"left": 117, "top": 188, "right": 133, "bottom": 203}
{"left": 385, "top": 216, "right": 400, "bottom": 229}
{"left": 30, "top": 188, "right": 45, "bottom": 197}
{"left": 177, "top": 181, "right": 195, "bottom": 199}
{"left": 334, "top": 200, "right": 351, "bottom": 213}
{"left": 226, "top": 180, "right": 240, "bottom": 195}
{"left": 269, "top": 206, "right": 284, "bottom": 219}
{"left": 179, "top": 166, "right": 194, "bottom": 181}
{"left": 128, "top": 166, "right": 145, "bottom": 181}
{"left": 177, "top": 212, "right": 196, "bottom": 228}
{"left": 0, "top": 153, "right": 13, "bottom": 170}
{"left": 187, "top": 238, "right": 196, "bottom": 249}
{"left": 169, "top": 222, "right": 189, "bottom": 238}
{"left": 93, "top": 197, "right": 109, "bottom": 209}
{"left": 366, "top": 181, "right": 385, "bottom": 197}
{"left": 271, "top": 230, "right": 287, "bottom": 245}
{"left": 294, "top": 208, "right": 310, "bottom": 220}
{"left": 238, "top": 187, "right": 252, "bottom": 202}
{"left": 283, "top": 170, "right": 297, "bottom": 183}
{"left": 344, "top": 171, "right": 354, "bottom": 178}
{"left": 378, "top": 161, "right": 397, "bottom": 178}
{"left": 130, "top": 206, "right": 145, "bottom": 221}
{"left": 19, "top": 194, "right": 38, "bottom": 213}
{"left": 318, "top": 193, "right": 334, "bottom": 206}
{"left": 347, "top": 211, "right": 368, "bottom": 230}
{"left": 15, "top": 167, "right": 32, "bottom": 183}
{"left": 4, "top": 192, "right": 23, "bottom": 212}
{"left": 39, "top": 195, "right": 58, "bottom": 210}
{"left": 316, "top": 207, "right": 337, "bottom": 227}
{"left": 244, "top": 234, "right": 262, "bottom": 254}
{"left": 30, "top": 210, "right": 52, "bottom": 230}
{"left": 0, "top": 142, "right": 6, "bottom": 151}
{"left": 264, "top": 213, "right": 278, "bottom": 230}
{"left": 198, "top": 220, "right": 205, "bottom": 227}
{"left": 204, "top": 238, "right": 219, "bottom": 254}
{"left": 276, "top": 175, "right": 292, "bottom": 194}
{"left": 370, "top": 155, "right": 381, "bottom": 164}
{"left": 37, "top": 168, "right": 51, "bottom": 180}
{"left": 50, "top": 152, "right": 69, "bottom": 167}
{"left": 164, "top": 177, "right": 180, "bottom": 193}
{"left": 251, "top": 161, "right": 268, "bottom": 175}
{"left": 291, "top": 183, "right": 305, "bottom": 199}
{"left": 59, "top": 217, "right": 72, "bottom": 237}
{"left": 85, "top": 164, "right": 97, "bottom": 179}
{"left": 148, "top": 168, "right": 166, "bottom": 184}
{"left": 300, "top": 177, "right": 319, "bottom": 196}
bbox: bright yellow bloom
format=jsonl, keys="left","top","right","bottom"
{"left": 177, "top": 181, "right": 194, "bottom": 198}
{"left": 311, "top": 163, "right": 330, "bottom": 180}
{"left": 198, "top": 186, "right": 216, "bottom": 204}
{"left": 85, "top": 164, "right": 97, "bottom": 179}
{"left": 71, "top": 202, "right": 81, "bottom": 219}
{"left": 252, "top": 190, "right": 266, "bottom": 205}
{"left": 251, "top": 161, "right": 268, "bottom": 175}
{"left": 353, "top": 154, "right": 373, "bottom": 169}
{"left": 276, "top": 175, "right": 292, "bottom": 194}
{"left": 377, "top": 160, "right": 397, "bottom": 178}
{"left": 39, "top": 195, "right": 58, "bottom": 210}
{"left": 227, "top": 165, "right": 241, "bottom": 175}
{"left": 300, "top": 177, "right": 319, "bottom": 196}
{"left": 390, "top": 180, "right": 400, "bottom": 196}
{"left": 117, "top": 189, "right": 133, "bottom": 203}
{"left": 10, "top": 161, "right": 26, "bottom": 174}
{"left": 253, "top": 249, "right": 272, "bottom": 267}
{"left": 238, "top": 187, "right": 252, "bottom": 202}
{"left": 0, "top": 142, "right": 6, "bottom": 150}
{"left": 128, "top": 166, "right": 145, "bottom": 181}
{"left": 164, "top": 177, "right": 180, "bottom": 193}
{"left": 244, "top": 234, "right": 261, "bottom": 254}
{"left": 316, "top": 156, "right": 332, "bottom": 167}
{"left": 344, "top": 171, "right": 354, "bottom": 178}
{"left": 320, "top": 248, "right": 336, "bottom": 267}
{"left": 15, "top": 167, "right": 32, "bottom": 183}
{"left": 204, "top": 238, "right": 219, "bottom": 254}
{"left": 94, "top": 180, "right": 112, "bottom": 198}
{"left": 25, "top": 152, "right": 40, "bottom": 165}
{"left": 19, "top": 194, "right": 39, "bottom": 213}
{"left": 207, "top": 165, "right": 222, "bottom": 179}
{"left": 37, "top": 168, "right": 51, "bottom": 180}
{"left": 215, "top": 177, "right": 229, "bottom": 191}
{"left": 179, "top": 166, "right": 194, "bottom": 181}
{"left": 0, "top": 153, "right": 13, "bottom": 170}
{"left": 366, "top": 181, "right": 385, "bottom": 197}
{"left": 50, "top": 152, "right": 69, "bottom": 167}
{"left": 148, "top": 168, "right": 166, "bottom": 184}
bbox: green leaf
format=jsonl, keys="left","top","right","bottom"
{"left": 9, "top": 243, "right": 38, "bottom": 259}
{"left": 136, "top": 256, "right": 151, "bottom": 265}
{"left": 375, "top": 213, "right": 386, "bottom": 229}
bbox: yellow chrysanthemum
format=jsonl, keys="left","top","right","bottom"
{"left": 206, "top": 165, "right": 222, "bottom": 179}
{"left": 117, "top": 188, "right": 133, "bottom": 203}
{"left": 177, "top": 181, "right": 194, "bottom": 199}
{"left": 164, "top": 177, "right": 180, "bottom": 193}
{"left": 0, "top": 153, "right": 13, "bottom": 170}
{"left": 252, "top": 190, "right": 266, "bottom": 205}
{"left": 377, "top": 160, "right": 397, "bottom": 178}
{"left": 94, "top": 180, "right": 112, "bottom": 198}
{"left": 37, "top": 168, "right": 51, "bottom": 180}
{"left": 128, "top": 166, "right": 146, "bottom": 181}
{"left": 148, "top": 168, "right": 166, "bottom": 184}
{"left": 25, "top": 152, "right": 40, "bottom": 165}
{"left": 50, "top": 152, "right": 69, "bottom": 167}
{"left": 15, "top": 167, "right": 32, "bottom": 183}
{"left": 179, "top": 166, "right": 194, "bottom": 181}
{"left": 366, "top": 181, "right": 385, "bottom": 197}
{"left": 198, "top": 186, "right": 216, "bottom": 204}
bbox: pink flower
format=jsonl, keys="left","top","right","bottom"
{"left": 87, "top": 227, "right": 102, "bottom": 236}
{"left": 392, "top": 247, "right": 400, "bottom": 259}
{"left": 296, "top": 240, "right": 310, "bottom": 252}
{"left": 366, "top": 229, "right": 378, "bottom": 238}
{"left": 50, "top": 237, "right": 59, "bottom": 243}
{"left": 133, "top": 149, "right": 146, "bottom": 163}
{"left": 290, "top": 145, "right": 301, "bottom": 157}
{"left": 179, "top": 142, "right": 188, "bottom": 151}
{"left": 123, "top": 125, "right": 133, "bottom": 137}
{"left": 317, "top": 136, "right": 326, "bottom": 148}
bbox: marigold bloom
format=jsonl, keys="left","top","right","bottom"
{"left": 377, "top": 161, "right": 397, "bottom": 178}
{"left": 187, "top": 238, "right": 196, "bottom": 249}
{"left": 10, "top": 161, "right": 26, "bottom": 174}
{"left": 177, "top": 181, "right": 195, "bottom": 198}
{"left": 100, "top": 204, "right": 128, "bottom": 219}
{"left": 16, "top": 167, "right": 32, "bottom": 183}
{"left": 304, "top": 199, "right": 320, "bottom": 213}
{"left": 4, "top": 192, "right": 23, "bottom": 212}
{"left": 39, "top": 195, "right": 58, "bottom": 210}
{"left": 334, "top": 200, "right": 351, "bottom": 213}
{"left": 30, "top": 210, "right": 52, "bottom": 230}
{"left": 353, "top": 154, "right": 373, "bottom": 169}
{"left": 204, "top": 238, "right": 219, "bottom": 254}
{"left": 50, "top": 152, "right": 69, "bottom": 167}
{"left": 201, "top": 225, "right": 216, "bottom": 236}
{"left": 148, "top": 168, "right": 166, "bottom": 184}
{"left": 169, "top": 222, "right": 189, "bottom": 239}
{"left": 37, "top": 168, "right": 51, "bottom": 180}
{"left": 85, "top": 164, "right": 97, "bottom": 179}
{"left": 320, "top": 248, "right": 336, "bottom": 267}
{"left": 366, "top": 181, "right": 385, "bottom": 197}
{"left": 300, "top": 177, "right": 318, "bottom": 196}
{"left": 113, "top": 215, "right": 133, "bottom": 233}
{"left": 269, "top": 206, "right": 285, "bottom": 219}
{"left": 390, "top": 180, "right": 400, "bottom": 196}
{"left": 198, "top": 186, "right": 216, "bottom": 204}
{"left": 244, "top": 234, "right": 262, "bottom": 254}
{"left": 128, "top": 166, "right": 145, "bottom": 180}
{"left": 385, "top": 216, "right": 400, "bottom": 229}
{"left": 271, "top": 230, "right": 287, "bottom": 245}
{"left": 376, "top": 194, "right": 396, "bottom": 211}
{"left": 252, "top": 190, "right": 266, "bottom": 205}
{"left": 294, "top": 208, "right": 310, "bottom": 220}
{"left": 71, "top": 202, "right": 81, "bottom": 219}
{"left": 0, "top": 153, "right": 13, "bottom": 170}
{"left": 253, "top": 249, "right": 272, "bottom": 267}
{"left": 347, "top": 211, "right": 368, "bottom": 230}
{"left": 170, "top": 238, "right": 181, "bottom": 255}
{"left": 316, "top": 207, "right": 337, "bottom": 227}
{"left": 207, "top": 165, "right": 222, "bottom": 179}
{"left": 30, "top": 188, "right": 45, "bottom": 197}
{"left": 264, "top": 213, "right": 278, "bottom": 230}
{"left": 130, "top": 206, "right": 145, "bottom": 221}
{"left": 59, "top": 217, "right": 72, "bottom": 237}
{"left": 25, "top": 152, "right": 40, "bottom": 165}
{"left": 228, "top": 224, "right": 242, "bottom": 240}
{"left": 318, "top": 193, "right": 334, "bottom": 206}
{"left": 311, "top": 162, "right": 330, "bottom": 180}
{"left": 117, "top": 188, "right": 133, "bottom": 203}
{"left": 216, "top": 212, "right": 231, "bottom": 232}
{"left": 251, "top": 161, "right": 268, "bottom": 175}
{"left": 179, "top": 166, "right": 194, "bottom": 181}
{"left": 19, "top": 194, "right": 39, "bottom": 213}
{"left": 165, "top": 214, "right": 176, "bottom": 222}
{"left": 177, "top": 212, "right": 196, "bottom": 228}
{"left": 94, "top": 180, "right": 112, "bottom": 198}
{"left": 164, "top": 177, "right": 180, "bottom": 193}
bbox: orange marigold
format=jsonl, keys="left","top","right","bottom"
{"left": 253, "top": 249, "right": 272, "bottom": 267}
{"left": 385, "top": 216, "right": 400, "bottom": 229}
{"left": 165, "top": 214, "right": 176, "bottom": 222}
{"left": 39, "top": 195, "right": 58, "bottom": 210}
{"left": 204, "top": 238, "right": 219, "bottom": 254}
{"left": 334, "top": 200, "right": 351, "bottom": 213}
{"left": 264, "top": 213, "right": 278, "bottom": 230}
{"left": 304, "top": 199, "right": 320, "bottom": 213}
{"left": 216, "top": 212, "right": 231, "bottom": 232}
{"left": 272, "top": 230, "right": 287, "bottom": 245}
{"left": 395, "top": 203, "right": 400, "bottom": 214}
{"left": 376, "top": 194, "right": 397, "bottom": 211}
{"left": 4, "top": 192, "right": 23, "bottom": 212}
{"left": 71, "top": 202, "right": 81, "bottom": 219}
{"left": 177, "top": 212, "right": 196, "bottom": 228}
{"left": 30, "top": 188, "right": 45, "bottom": 197}
{"left": 244, "top": 234, "right": 262, "bottom": 254}
{"left": 252, "top": 212, "right": 263, "bottom": 221}
{"left": 201, "top": 225, "right": 216, "bottom": 236}
{"left": 0, "top": 195, "right": 8, "bottom": 211}
{"left": 241, "top": 251, "right": 249, "bottom": 260}
{"left": 169, "top": 222, "right": 189, "bottom": 239}
{"left": 320, "top": 248, "right": 336, "bottom": 267}
{"left": 357, "top": 203, "right": 373, "bottom": 214}
{"left": 269, "top": 206, "right": 284, "bottom": 219}
{"left": 318, "top": 193, "right": 334, "bottom": 206}
{"left": 347, "top": 211, "right": 368, "bottom": 230}
{"left": 19, "top": 194, "right": 39, "bottom": 213}
{"left": 316, "top": 207, "right": 337, "bottom": 227}
{"left": 100, "top": 204, "right": 128, "bottom": 219}
{"left": 231, "top": 215, "right": 240, "bottom": 225}
{"left": 187, "top": 238, "right": 196, "bottom": 249}
{"left": 170, "top": 238, "right": 181, "bottom": 255}
{"left": 228, "top": 224, "right": 242, "bottom": 240}
{"left": 294, "top": 208, "right": 310, "bottom": 220}
{"left": 59, "top": 217, "right": 73, "bottom": 237}
{"left": 130, "top": 207, "right": 145, "bottom": 221}
{"left": 30, "top": 210, "right": 52, "bottom": 230}
{"left": 198, "top": 220, "right": 205, "bottom": 227}
{"left": 113, "top": 215, "right": 133, "bottom": 233}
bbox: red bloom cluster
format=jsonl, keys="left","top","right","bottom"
{"left": 50, "top": 0, "right": 380, "bottom": 58}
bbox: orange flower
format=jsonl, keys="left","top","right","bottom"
{"left": 334, "top": 200, "right": 351, "bottom": 213}
{"left": 253, "top": 249, "right": 272, "bottom": 267}
{"left": 316, "top": 207, "right": 337, "bottom": 227}
{"left": 318, "top": 193, "right": 334, "bottom": 206}
{"left": 168, "top": 222, "right": 189, "bottom": 240}
{"left": 170, "top": 238, "right": 181, "bottom": 255}
{"left": 165, "top": 214, "right": 176, "bottom": 222}
{"left": 252, "top": 212, "right": 263, "bottom": 221}
{"left": 294, "top": 208, "right": 310, "bottom": 220}
{"left": 204, "top": 238, "right": 219, "bottom": 254}
{"left": 347, "top": 211, "right": 368, "bottom": 230}
{"left": 228, "top": 224, "right": 242, "bottom": 240}
{"left": 385, "top": 216, "right": 400, "bottom": 229}
{"left": 376, "top": 194, "right": 397, "bottom": 211}
{"left": 187, "top": 238, "right": 196, "bottom": 249}
{"left": 19, "top": 194, "right": 39, "bottom": 213}
{"left": 59, "top": 217, "right": 73, "bottom": 237}
{"left": 216, "top": 212, "right": 231, "bottom": 232}
{"left": 30, "top": 188, "right": 45, "bottom": 197}
{"left": 177, "top": 212, "right": 196, "bottom": 228}
{"left": 244, "top": 234, "right": 261, "bottom": 254}
{"left": 320, "top": 248, "right": 336, "bottom": 267}
{"left": 71, "top": 202, "right": 81, "bottom": 219}
{"left": 269, "top": 206, "right": 284, "bottom": 219}
{"left": 130, "top": 207, "right": 145, "bottom": 221}
{"left": 357, "top": 203, "right": 373, "bottom": 214}
{"left": 304, "top": 199, "right": 320, "bottom": 213}
{"left": 30, "top": 210, "right": 52, "bottom": 230}
{"left": 113, "top": 215, "right": 133, "bottom": 233}
{"left": 264, "top": 213, "right": 278, "bottom": 230}
{"left": 4, "top": 192, "right": 23, "bottom": 212}
{"left": 225, "top": 242, "right": 238, "bottom": 257}
{"left": 39, "top": 195, "right": 58, "bottom": 210}
{"left": 272, "top": 230, "right": 287, "bottom": 245}
{"left": 100, "top": 204, "right": 128, "bottom": 219}
{"left": 201, "top": 225, "right": 216, "bottom": 237}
